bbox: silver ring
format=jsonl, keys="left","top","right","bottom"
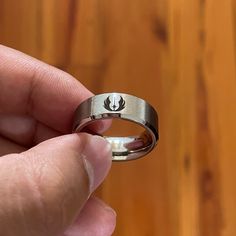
{"left": 73, "top": 92, "right": 159, "bottom": 161}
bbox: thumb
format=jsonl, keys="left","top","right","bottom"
{"left": 0, "top": 133, "right": 112, "bottom": 236}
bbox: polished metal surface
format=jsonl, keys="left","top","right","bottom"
{"left": 73, "top": 93, "right": 159, "bottom": 161}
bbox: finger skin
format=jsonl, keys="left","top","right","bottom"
{"left": 0, "top": 133, "right": 112, "bottom": 236}
{"left": 0, "top": 45, "right": 115, "bottom": 236}
{"left": 0, "top": 114, "right": 61, "bottom": 147}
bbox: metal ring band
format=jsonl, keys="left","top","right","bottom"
{"left": 72, "top": 92, "right": 159, "bottom": 161}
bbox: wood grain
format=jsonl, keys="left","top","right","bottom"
{"left": 1, "top": 0, "right": 236, "bottom": 235}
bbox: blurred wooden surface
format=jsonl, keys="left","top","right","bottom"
{"left": 1, "top": 0, "right": 236, "bottom": 235}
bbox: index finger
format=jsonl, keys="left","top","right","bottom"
{"left": 0, "top": 45, "right": 93, "bottom": 133}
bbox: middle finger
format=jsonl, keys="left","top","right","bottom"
{"left": 0, "top": 114, "right": 61, "bottom": 147}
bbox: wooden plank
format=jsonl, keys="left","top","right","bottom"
{"left": 95, "top": 1, "right": 171, "bottom": 235}
{"left": 203, "top": 1, "right": 236, "bottom": 235}
{"left": 1, "top": 0, "right": 236, "bottom": 235}
{"left": 0, "top": 0, "right": 41, "bottom": 57}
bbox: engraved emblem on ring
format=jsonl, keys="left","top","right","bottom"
{"left": 103, "top": 95, "right": 126, "bottom": 111}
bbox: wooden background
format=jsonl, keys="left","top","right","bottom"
{"left": 1, "top": 0, "right": 236, "bottom": 235}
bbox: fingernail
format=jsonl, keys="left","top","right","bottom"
{"left": 82, "top": 135, "right": 112, "bottom": 192}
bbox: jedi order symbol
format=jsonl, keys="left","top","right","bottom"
{"left": 103, "top": 95, "right": 126, "bottom": 111}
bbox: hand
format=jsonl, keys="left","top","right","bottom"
{"left": 0, "top": 45, "right": 116, "bottom": 236}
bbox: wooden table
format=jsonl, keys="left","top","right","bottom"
{"left": 1, "top": 1, "right": 236, "bottom": 235}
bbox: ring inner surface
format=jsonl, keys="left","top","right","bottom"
{"left": 82, "top": 118, "right": 153, "bottom": 161}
